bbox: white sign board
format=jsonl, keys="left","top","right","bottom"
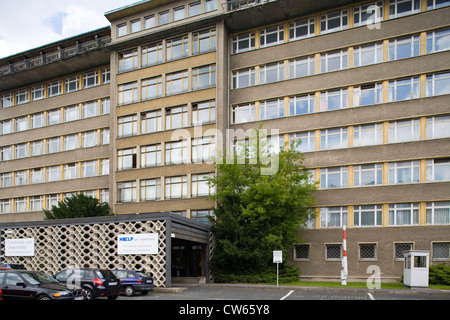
{"left": 273, "top": 250, "right": 282, "bottom": 263}
{"left": 117, "top": 233, "right": 159, "bottom": 255}
{"left": 5, "top": 238, "right": 35, "bottom": 257}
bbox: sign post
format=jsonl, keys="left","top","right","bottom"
{"left": 273, "top": 250, "right": 282, "bottom": 287}
{"left": 341, "top": 225, "right": 348, "bottom": 286}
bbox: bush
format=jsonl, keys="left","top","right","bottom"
{"left": 214, "top": 265, "right": 300, "bottom": 284}
{"left": 429, "top": 263, "right": 450, "bottom": 286}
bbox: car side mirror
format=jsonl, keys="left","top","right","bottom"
{"left": 16, "top": 282, "right": 26, "bottom": 288}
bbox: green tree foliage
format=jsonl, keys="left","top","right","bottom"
{"left": 209, "top": 129, "right": 316, "bottom": 279}
{"left": 44, "top": 193, "right": 111, "bottom": 220}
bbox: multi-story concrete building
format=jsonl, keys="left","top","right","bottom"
{"left": 1, "top": 0, "right": 449, "bottom": 282}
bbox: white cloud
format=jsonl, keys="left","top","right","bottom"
{"left": 62, "top": 5, "right": 107, "bottom": 37}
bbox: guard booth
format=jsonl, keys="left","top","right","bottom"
{"left": 403, "top": 250, "right": 430, "bottom": 288}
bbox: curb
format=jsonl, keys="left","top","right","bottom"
{"left": 154, "top": 287, "right": 188, "bottom": 293}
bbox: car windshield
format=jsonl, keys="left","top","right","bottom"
{"left": 96, "top": 269, "right": 115, "bottom": 279}
{"left": 22, "top": 272, "right": 59, "bottom": 285}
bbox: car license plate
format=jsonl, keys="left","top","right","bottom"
{"left": 74, "top": 296, "right": 84, "bottom": 300}
{"left": 146, "top": 280, "right": 152, "bottom": 283}
{"left": 109, "top": 282, "right": 117, "bottom": 286}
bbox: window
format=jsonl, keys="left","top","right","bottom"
{"left": 64, "top": 163, "right": 78, "bottom": 179}
{"left": 294, "top": 244, "right": 311, "bottom": 260}
{"left": 232, "top": 32, "right": 255, "bottom": 54}
{"left": 46, "top": 165, "right": 60, "bottom": 182}
{"left": 166, "top": 36, "right": 189, "bottom": 61}
{"left": 427, "top": 28, "right": 450, "bottom": 53}
{"left": 47, "top": 137, "right": 61, "bottom": 153}
{"left": 1, "top": 93, "right": 13, "bottom": 108}
{"left": 158, "top": 10, "right": 170, "bottom": 25}
{"left": 65, "top": 105, "right": 79, "bottom": 122}
{"left": 142, "top": 43, "right": 163, "bottom": 66}
{"left": 82, "top": 101, "right": 98, "bottom": 119}
{"left": 426, "top": 116, "right": 450, "bottom": 139}
{"left": 47, "top": 80, "right": 62, "bottom": 97}
{"left": 145, "top": 15, "right": 155, "bottom": 29}
{"left": 15, "top": 170, "right": 28, "bottom": 185}
{"left": 426, "top": 202, "right": 450, "bottom": 225}
{"left": 320, "top": 50, "right": 348, "bottom": 73}
{"left": 141, "top": 110, "right": 162, "bottom": 134}
{"left": 47, "top": 194, "right": 60, "bottom": 209}
{"left": 321, "top": 207, "right": 348, "bottom": 228}
{"left": 117, "top": 23, "right": 127, "bottom": 37}
{"left": 101, "top": 129, "right": 110, "bottom": 145}
{"left": 389, "top": 35, "right": 420, "bottom": 61}
{"left": 15, "top": 116, "right": 28, "bottom": 132}
{"left": 389, "top": 203, "right": 419, "bottom": 225}
{"left": 82, "top": 161, "right": 97, "bottom": 177}
{"left": 1, "top": 119, "right": 12, "bottom": 135}
{"left": 101, "top": 99, "right": 110, "bottom": 114}
{"left": 0, "top": 173, "right": 12, "bottom": 187}
{"left": 15, "top": 198, "right": 27, "bottom": 212}
{"left": 192, "top": 136, "right": 215, "bottom": 163}
{"left": 320, "top": 167, "right": 348, "bottom": 189}
{"left": 320, "top": 128, "right": 348, "bottom": 150}
{"left": 119, "top": 49, "right": 139, "bottom": 73}
{"left": 389, "top": 0, "right": 420, "bottom": 18}
{"left": 191, "top": 210, "right": 214, "bottom": 225}
{"left": 353, "top": 83, "right": 383, "bottom": 107}
{"left": 192, "top": 100, "right": 215, "bottom": 125}
{"left": 165, "top": 140, "right": 188, "bottom": 165}
{"left": 15, "top": 89, "right": 28, "bottom": 105}
{"left": 193, "top": 29, "right": 216, "bottom": 55}
{"left": 232, "top": 103, "right": 255, "bottom": 124}
{"left": 354, "top": 205, "right": 383, "bottom": 227}
{"left": 191, "top": 173, "right": 215, "bottom": 197}
{"left": 232, "top": 68, "right": 255, "bottom": 89}
{"left": 320, "top": 89, "right": 348, "bottom": 111}
{"left": 15, "top": 143, "right": 27, "bottom": 159}
{"left": 354, "top": 42, "right": 383, "bottom": 67}
{"left": 320, "top": 10, "right": 348, "bottom": 34}
{"left": 426, "top": 159, "right": 450, "bottom": 181}
{"left": 64, "top": 134, "right": 79, "bottom": 151}
{"left": 141, "top": 144, "right": 162, "bottom": 167}
{"left": 260, "top": 62, "right": 284, "bottom": 84}
{"left": 102, "top": 68, "right": 110, "bottom": 84}
{"left": 83, "top": 71, "right": 98, "bottom": 88}
{"left": 354, "top": 164, "right": 383, "bottom": 187}
{"left": 289, "top": 94, "right": 315, "bottom": 116}
{"left": 389, "top": 161, "right": 420, "bottom": 184}
{"left": 289, "top": 18, "right": 315, "bottom": 41}
{"left": 31, "top": 85, "right": 44, "bottom": 101}
{"left": 432, "top": 242, "right": 450, "bottom": 259}
{"left": 118, "top": 82, "right": 138, "bottom": 105}
{"left": 30, "top": 196, "right": 43, "bottom": 212}
{"left": 47, "top": 109, "right": 61, "bottom": 126}
{"left": 30, "top": 141, "right": 43, "bottom": 156}
{"left": 289, "top": 131, "right": 315, "bottom": 153}
{"left": 260, "top": 25, "right": 284, "bottom": 48}
{"left": 174, "top": 6, "right": 186, "bottom": 21}
{"left": 82, "top": 131, "right": 97, "bottom": 148}
{"left": 325, "top": 244, "right": 342, "bottom": 259}
{"left": 140, "top": 179, "right": 161, "bottom": 201}
{"left": 0, "top": 199, "right": 11, "bottom": 214}
{"left": 0, "top": 146, "right": 12, "bottom": 161}
{"left": 205, "top": 0, "right": 218, "bottom": 12}
{"left": 130, "top": 19, "right": 141, "bottom": 33}
{"left": 193, "top": 65, "right": 216, "bottom": 90}
{"left": 359, "top": 243, "right": 377, "bottom": 260}
{"left": 353, "top": 124, "right": 383, "bottom": 147}
{"left": 31, "top": 113, "right": 44, "bottom": 129}
{"left": 395, "top": 243, "right": 413, "bottom": 259}
{"left": 353, "top": 2, "right": 383, "bottom": 27}
{"left": 142, "top": 76, "right": 163, "bottom": 100}
{"left": 259, "top": 99, "right": 284, "bottom": 120}
{"left": 165, "top": 106, "right": 188, "bottom": 130}
{"left": 117, "top": 181, "right": 137, "bottom": 203}
{"left": 289, "top": 56, "right": 315, "bottom": 79}
{"left": 65, "top": 76, "right": 79, "bottom": 93}
{"left": 427, "top": 0, "right": 450, "bottom": 9}
{"left": 388, "top": 119, "right": 420, "bottom": 143}
{"left": 189, "top": 1, "right": 201, "bottom": 16}
{"left": 118, "top": 148, "right": 137, "bottom": 171}
{"left": 426, "top": 72, "right": 450, "bottom": 97}
{"left": 166, "top": 71, "right": 188, "bottom": 95}
{"left": 101, "top": 159, "right": 109, "bottom": 175}
{"left": 165, "top": 176, "right": 187, "bottom": 199}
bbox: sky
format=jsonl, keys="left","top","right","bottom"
{"left": 0, "top": 0, "right": 141, "bottom": 59}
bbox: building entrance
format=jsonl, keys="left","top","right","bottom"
{"left": 172, "top": 239, "right": 206, "bottom": 278}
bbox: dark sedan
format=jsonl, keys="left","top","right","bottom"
{"left": 0, "top": 270, "right": 86, "bottom": 300}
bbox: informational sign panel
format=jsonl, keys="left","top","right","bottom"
{"left": 273, "top": 250, "right": 282, "bottom": 263}
{"left": 117, "top": 233, "right": 159, "bottom": 255}
{"left": 5, "top": 238, "right": 35, "bottom": 257}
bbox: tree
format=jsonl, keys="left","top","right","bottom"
{"left": 209, "top": 129, "right": 316, "bottom": 279}
{"left": 44, "top": 193, "right": 111, "bottom": 220}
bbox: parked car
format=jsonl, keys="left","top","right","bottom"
{"left": 0, "top": 262, "right": 26, "bottom": 270}
{"left": 0, "top": 270, "right": 86, "bottom": 300}
{"left": 112, "top": 269, "right": 154, "bottom": 296}
{"left": 54, "top": 268, "right": 120, "bottom": 300}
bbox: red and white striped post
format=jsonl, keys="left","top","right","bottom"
{"left": 341, "top": 225, "right": 348, "bottom": 286}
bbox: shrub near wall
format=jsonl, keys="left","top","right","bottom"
{"left": 429, "top": 264, "right": 450, "bottom": 286}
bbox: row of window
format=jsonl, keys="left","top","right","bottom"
{"left": 116, "top": 0, "right": 218, "bottom": 38}
{"left": 305, "top": 202, "right": 450, "bottom": 229}
{"left": 0, "top": 68, "right": 110, "bottom": 109}
{"left": 0, "top": 128, "right": 110, "bottom": 162}
{"left": 117, "top": 173, "right": 215, "bottom": 203}
{"left": 0, "top": 190, "right": 109, "bottom": 214}
{"left": 0, "top": 98, "right": 110, "bottom": 136}
{"left": 294, "top": 240, "right": 450, "bottom": 262}
{"left": 232, "top": 28, "right": 450, "bottom": 89}
{"left": 118, "top": 64, "right": 215, "bottom": 105}
{"left": 315, "top": 158, "right": 449, "bottom": 189}
{"left": 231, "top": 0, "right": 450, "bottom": 54}
{"left": 118, "top": 100, "right": 215, "bottom": 138}
{"left": 232, "top": 71, "right": 450, "bottom": 124}
{"left": 118, "top": 28, "right": 216, "bottom": 72}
